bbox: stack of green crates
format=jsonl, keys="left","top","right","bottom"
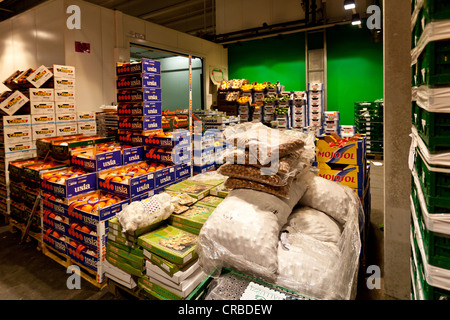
{"left": 354, "top": 101, "right": 384, "bottom": 155}
{"left": 411, "top": 0, "right": 450, "bottom": 300}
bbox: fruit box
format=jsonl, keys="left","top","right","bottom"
{"left": 54, "top": 90, "right": 76, "bottom": 102}
{"left": 144, "top": 146, "right": 191, "bottom": 165}
{"left": 144, "top": 249, "right": 187, "bottom": 276}
{"left": 0, "top": 90, "right": 29, "bottom": 116}
{"left": 117, "top": 73, "right": 161, "bottom": 90}
{"left": 36, "top": 135, "right": 82, "bottom": 153}
{"left": 117, "top": 101, "right": 162, "bottom": 117}
{"left": 55, "top": 123, "right": 78, "bottom": 137}
{"left": 116, "top": 59, "right": 161, "bottom": 76}
{"left": 118, "top": 115, "right": 162, "bottom": 131}
{"left": 1, "top": 125, "right": 32, "bottom": 144}
{"left": 30, "top": 101, "right": 55, "bottom": 115}
{"left": 66, "top": 240, "right": 105, "bottom": 282}
{"left": 43, "top": 227, "right": 68, "bottom": 255}
{"left": 51, "top": 135, "right": 115, "bottom": 162}
{"left": 65, "top": 220, "right": 108, "bottom": 252}
{"left": 315, "top": 162, "right": 366, "bottom": 190}
{"left": 122, "top": 145, "right": 145, "bottom": 165}
{"left": 196, "top": 195, "right": 224, "bottom": 208}
{"left": 69, "top": 191, "right": 129, "bottom": 228}
{"left": 40, "top": 167, "right": 97, "bottom": 198}
{"left": 8, "top": 157, "right": 43, "bottom": 180}
{"left": 315, "top": 134, "right": 366, "bottom": 166}
{"left": 54, "top": 78, "right": 76, "bottom": 90}
{"left": 70, "top": 143, "right": 122, "bottom": 172}
{"left": 97, "top": 161, "right": 155, "bottom": 198}
{"left": 154, "top": 166, "right": 177, "bottom": 189}
{"left": 161, "top": 115, "right": 189, "bottom": 132}
{"left": 117, "top": 88, "right": 162, "bottom": 103}
{"left": 169, "top": 204, "right": 214, "bottom": 230}
{"left": 137, "top": 225, "right": 198, "bottom": 266}
{"left": 55, "top": 101, "right": 77, "bottom": 114}
{"left": 175, "top": 162, "right": 192, "bottom": 181}
{"left": 53, "top": 65, "right": 75, "bottom": 79}
{"left": 22, "top": 160, "right": 68, "bottom": 185}
{"left": 29, "top": 88, "right": 54, "bottom": 102}
{"left": 141, "top": 129, "right": 191, "bottom": 149}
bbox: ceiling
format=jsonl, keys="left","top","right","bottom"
{"left": 0, "top": 0, "right": 380, "bottom": 41}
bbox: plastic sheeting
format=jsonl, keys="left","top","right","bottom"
{"left": 116, "top": 192, "right": 174, "bottom": 233}
{"left": 196, "top": 169, "right": 362, "bottom": 300}
{"left": 411, "top": 126, "right": 450, "bottom": 168}
{"left": 415, "top": 86, "right": 450, "bottom": 114}
{"left": 411, "top": 20, "right": 450, "bottom": 65}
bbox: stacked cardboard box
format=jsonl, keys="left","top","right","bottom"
{"left": 307, "top": 83, "right": 324, "bottom": 135}
{"left": 323, "top": 111, "right": 340, "bottom": 135}
{"left": 290, "top": 91, "right": 307, "bottom": 129}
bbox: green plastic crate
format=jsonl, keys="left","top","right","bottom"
{"left": 411, "top": 191, "right": 450, "bottom": 270}
{"left": 412, "top": 174, "right": 450, "bottom": 214}
{"left": 411, "top": 221, "right": 450, "bottom": 300}
{"left": 418, "top": 39, "right": 450, "bottom": 87}
{"left": 415, "top": 147, "right": 450, "bottom": 199}
{"left": 420, "top": 0, "right": 450, "bottom": 27}
{"left": 414, "top": 103, "right": 450, "bottom": 152}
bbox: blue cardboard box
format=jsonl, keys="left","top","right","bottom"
{"left": 117, "top": 101, "right": 162, "bottom": 117}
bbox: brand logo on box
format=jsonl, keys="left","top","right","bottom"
{"left": 34, "top": 104, "right": 53, "bottom": 109}
{"left": 60, "top": 127, "right": 75, "bottom": 133}
{"left": 58, "top": 115, "right": 75, "bottom": 121}
{"left": 54, "top": 203, "right": 65, "bottom": 214}
{"left": 114, "top": 184, "right": 128, "bottom": 195}
{"left": 148, "top": 95, "right": 158, "bottom": 100}
{"left": 318, "top": 173, "right": 356, "bottom": 184}
{"left": 128, "top": 154, "right": 140, "bottom": 162}
{"left": 80, "top": 124, "right": 95, "bottom": 130}
{"left": 57, "top": 92, "right": 74, "bottom": 97}
{"left": 146, "top": 67, "right": 158, "bottom": 73}
{"left": 74, "top": 183, "right": 91, "bottom": 193}
{"left": 79, "top": 114, "right": 94, "bottom": 120}
{"left": 32, "top": 91, "right": 52, "bottom": 97}
{"left": 9, "top": 145, "right": 30, "bottom": 151}
{"left": 56, "top": 67, "right": 74, "bottom": 75}
{"left": 137, "top": 183, "right": 149, "bottom": 193}
{"left": 5, "top": 97, "right": 22, "bottom": 110}
{"left": 83, "top": 161, "right": 95, "bottom": 169}
{"left": 53, "top": 185, "right": 65, "bottom": 195}
{"left": 6, "top": 118, "right": 28, "bottom": 124}
{"left": 32, "top": 70, "right": 48, "bottom": 82}
{"left": 36, "top": 129, "right": 55, "bottom": 134}
{"left": 7, "top": 132, "right": 29, "bottom": 138}
{"left": 54, "top": 240, "right": 66, "bottom": 252}
{"left": 58, "top": 104, "right": 75, "bottom": 109}
{"left": 56, "top": 79, "right": 74, "bottom": 85}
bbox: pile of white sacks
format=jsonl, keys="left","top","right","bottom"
{"left": 196, "top": 125, "right": 363, "bottom": 301}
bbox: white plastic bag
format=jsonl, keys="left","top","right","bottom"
{"left": 116, "top": 192, "right": 175, "bottom": 233}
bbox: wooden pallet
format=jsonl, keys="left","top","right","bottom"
{"left": 9, "top": 219, "right": 42, "bottom": 247}
{"left": 107, "top": 278, "right": 147, "bottom": 300}
{"left": 41, "top": 243, "right": 107, "bottom": 290}
{"left": 367, "top": 153, "right": 384, "bottom": 161}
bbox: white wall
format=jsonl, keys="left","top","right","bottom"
{"left": 0, "top": 0, "right": 65, "bottom": 92}
{"left": 63, "top": 0, "right": 116, "bottom": 112}
{"left": 0, "top": 0, "right": 227, "bottom": 111}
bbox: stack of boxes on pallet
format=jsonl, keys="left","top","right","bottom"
{"left": 410, "top": 0, "right": 450, "bottom": 300}
{"left": 137, "top": 175, "right": 226, "bottom": 300}
{"left": 323, "top": 111, "right": 341, "bottom": 135}
{"left": 0, "top": 64, "right": 77, "bottom": 222}
{"left": 96, "top": 108, "right": 118, "bottom": 138}
{"left": 39, "top": 135, "right": 129, "bottom": 285}
{"left": 354, "top": 101, "right": 384, "bottom": 156}
{"left": 314, "top": 133, "right": 371, "bottom": 263}
{"left": 307, "top": 83, "right": 324, "bottom": 135}
{"left": 290, "top": 91, "right": 308, "bottom": 129}
{"left": 115, "top": 58, "right": 191, "bottom": 194}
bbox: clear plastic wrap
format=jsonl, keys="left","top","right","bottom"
{"left": 197, "top": 168, "right": 362, "bottom": 300}
{"left": 223, "top": 122, "right": 306, "bottom": 166}
{"left": 298, "top": 171, "right": 358, "bottom": 226}
{"left": 116, "top": 192, "right": 175, "bottom": 233}
{"left": 218, "top": 163, "right": 296, "bottom": 187}
{"left": 196, "top": 177, "right": 309, "bottom": 283}
{"left": 283, "top": 206, "right": 343, "bottom": 245}
{"left": 224, "top": 175, "right": 295, "bottom": 199}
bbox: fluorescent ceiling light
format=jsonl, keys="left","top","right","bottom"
{"left": 344, "top": 0, "right": 356, "bottom": 10}
{"left": 352, "top": 14, "right": 361, "bottom": 25}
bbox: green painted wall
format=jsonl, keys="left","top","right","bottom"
{"left": 227, "top": 33, "right": 306, "bottom": 91}
{"left": 326, "top": 24, "right": 383, "bottom": 125}
{"left": 228, "top": 24, "right": 383, "bottom": 126}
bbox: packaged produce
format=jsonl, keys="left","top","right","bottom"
{"left": 224, "top": 175, "right": 295, "bottom": 199}
{"left": 116, "top": 192, "right": 174, "bottom": 233}
{"left": 138, "top": 225, "right": 198, "bottom": 266}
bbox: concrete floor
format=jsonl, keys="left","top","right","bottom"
{"left": 0, "top": 160, "right": 399, "bottom": 300}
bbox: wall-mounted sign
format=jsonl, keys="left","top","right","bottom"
{"left": 210, "top": 67, "right": 225, "bottom": 85}
{"left": 75, "top": 41, "right": 90, "bottom": 53}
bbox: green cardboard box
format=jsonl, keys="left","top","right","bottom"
{"left": 138, "top": 225, "right": 198, "bottom": 265}
{"left": 106, "top": 254, "right": 144, "bottom": 277}
{"left": 108, "top": 217, "right": 164, "bottom": 238}
{"left": 106, "top": 238, "right": 143, "bottom": 257}
{"left": 169, "top": 204, "right": 214, "bottom": 230}
{"left": 144, "top": 249, "right": 184, "bottom": 276}
{"left": 196, "top": 195, "right": 224, "bottom": 208}
{"left": 165, "top": 180, "right": 213, "bottom": 200}
{"left": 106, "top": 242, "right": 144, "bottom": 266}
{"left": 169, "top": 221, "right": 201, "bottom": 236}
